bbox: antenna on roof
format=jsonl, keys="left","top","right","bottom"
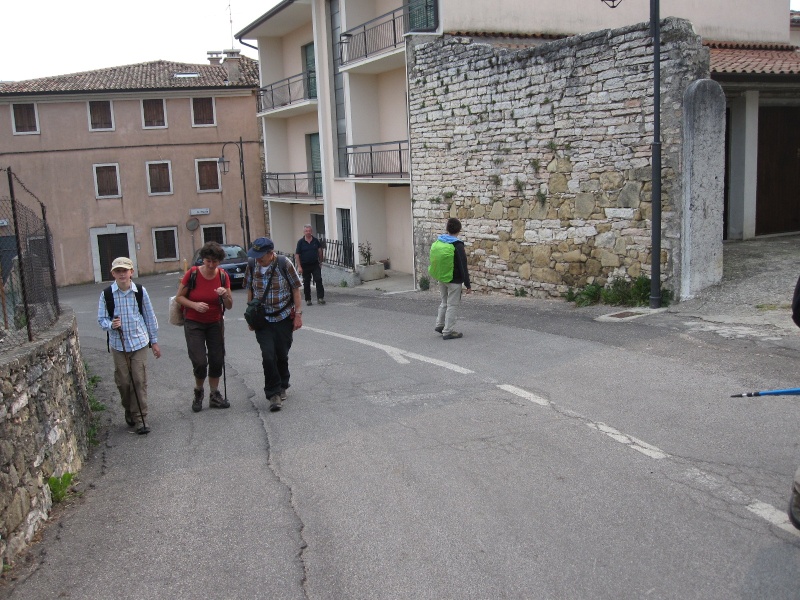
{"left": 228, "top": 1, "right": 235, "bottom": 49}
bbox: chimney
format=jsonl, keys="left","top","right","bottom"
{"left": 207, "top": 51, "right": 222, "bottom": 65}
{"left": 222, "top": 49, "right": 241, "bottom": 84}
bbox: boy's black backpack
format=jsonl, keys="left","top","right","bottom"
{"left": 103, "top": 284, "right": 146, "bottom": 352}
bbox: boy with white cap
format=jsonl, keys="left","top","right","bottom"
{"left": 97, "top": 257, "right": 161, "bottom": 434}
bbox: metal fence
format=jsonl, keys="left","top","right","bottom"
{"left": 320, "top": 237, "right": 355, "bottom": 269}
{"left": 0, "top": 168, "right": 60, "bottom": 350}
{"left": 276, "top": 238, "right": 354, "bottom": 270}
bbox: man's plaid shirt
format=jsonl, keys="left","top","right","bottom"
{"left": 245, "top": 256, "right": 301, "bottom": 322}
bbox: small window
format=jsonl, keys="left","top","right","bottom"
{"left": 146, "top": 161, "right": 173, "bottom": 195}
{"left": 191, "top": 97, "right": 216, "bottom": 126}
{"left": 202, "top": 225, "right": 225, "bottom": 245}
{"left": 88, "top": 100, "right": 114, "bottom": 131}
{"left": 12, "top": 103, "right": 39, "bottom": 134}
{"left": 142, "top": 99, "right": 167, "bottom": 128}
{"left": 93, "top": 164, "right": 121, "bottom": 198}
{"left": 152, "top": 227, "right": 178, "bottom": 261}
{"left": 196, "top": 159, "right": 220, "bottom": 192}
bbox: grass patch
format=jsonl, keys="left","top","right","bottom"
{"left": 756, "top": 303, "right": 791, "bottom": 311}
{"left": 564, "top": 276, "right": 673, "bottom": 307}
{"left": 48, "top": 472, "right": 74, "bottom": 503}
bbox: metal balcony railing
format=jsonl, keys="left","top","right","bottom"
{"left": 339, "top": 1, "right": 438, "bottom": 66}
{"left": 345, "top": 140, "right": 409, "bottom": 178}
{"left": 262, "top": 171, "right": 323, "bottom": 198}
{"left": 257, "top": 71, "right": 317, "bottom": 113}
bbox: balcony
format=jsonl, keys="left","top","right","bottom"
{"left": 339, "top": 2, "right": 437, "bottom": 72}
{"left": 257, "top": 72, "right": 317, "bottom": 117}
{"left": 263, "top": 171, "right": 322, "bottom": 200}
{"left": 345, "top": 140, "right": 409, "bottom": 179}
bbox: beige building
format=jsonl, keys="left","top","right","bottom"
{"left": 237, "top": 0, "right": 795, "bottom": 278}
{"left": 0, "top": 51, "right": 263, "bottom": 286}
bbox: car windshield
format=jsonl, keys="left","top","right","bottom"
{"left": 223, "top": 246, "right": 246, "bottom": 260}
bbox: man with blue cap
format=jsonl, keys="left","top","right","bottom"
{"left": 245, "top": 237, "right": 303, "bottom": 412}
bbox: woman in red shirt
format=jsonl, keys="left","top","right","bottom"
{"left": 175, "top": 242, "right": 233, "bottom": 412}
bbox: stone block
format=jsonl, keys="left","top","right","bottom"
{"left": 574, "top": 194, "right": 595, "bottom": 219}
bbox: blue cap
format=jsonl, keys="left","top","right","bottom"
{"left": 247, "top": 237, "right": 274, "bottom": 258}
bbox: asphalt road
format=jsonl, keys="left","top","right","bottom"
{"left": 3, "top": 271, "right": 800, "bottom": 599}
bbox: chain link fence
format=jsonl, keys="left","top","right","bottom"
{"left": 0, "top": 168, "right": 60, "bottom": 350}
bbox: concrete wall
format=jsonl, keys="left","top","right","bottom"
{"left": 681, "top": 79, "right": 726, "bottom": 299}
{"left": 0, "top": 307, "right": 91, "bottom": 566}
{"left": 409, "top": 18, "right": 713, "bottom": 299}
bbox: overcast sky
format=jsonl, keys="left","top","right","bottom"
{"left": 0, "top": 0, "right": 280, "bottom": 82}
{"left": 2, "top": 0, "right": 799, "bottom": 82}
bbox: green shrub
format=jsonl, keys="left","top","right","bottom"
{"left": 48, "top": 472, "right": 73, "bottom": 503}
{"left": 564, "top": 277, "right": 672, "bottom": 308}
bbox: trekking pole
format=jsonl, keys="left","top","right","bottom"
{"left": 730, "top": 387, "right": 800, "bottom": 398}
{"left": 116, "top": 315, "right": 150, "bottom": 435}
{"left": 220, "top": 294, "right": 228, "bottom": 403}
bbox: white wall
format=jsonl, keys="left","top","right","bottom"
{"left": 440, "top": 0, "right": 790, "bottom": 44}
{"left": 385, "top": 186, "right": 413, "bottom": 272}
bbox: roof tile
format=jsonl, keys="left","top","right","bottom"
{"left": 0, "top": 57, "right": 259, "bottom": 95}
{"left": 707, "top": 42, "right": 800, "bottom": 76}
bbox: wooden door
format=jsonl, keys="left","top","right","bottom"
{"left": 98, "top": 233, "right": 130, "bottom": 281}
{"left": 756, "top": 107, "right": 800, "bottom": 235}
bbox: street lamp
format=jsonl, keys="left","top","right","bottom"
{"left": 219, "top": 136, "right": 252, "bottom": 249}
{"left": 602, "top": 0, "right": 662, "bottom": 308}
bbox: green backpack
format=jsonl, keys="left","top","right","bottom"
{"left": 428, "top": 240, "right": 455, "bottom": 283}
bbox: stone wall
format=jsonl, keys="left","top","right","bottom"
{"left": 409, "top": 19, "right": 710, "bottom": 298}
{"left": 0, "top": 307, "right": 91, "bottom": 566}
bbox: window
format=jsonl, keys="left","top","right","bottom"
{"left": 196, "top": 159, "right": 220, "bottom": 192}
{"left": 202, "top": 225, "right": 224, "bottom": 244}
{"left": 407, "top": 0, "right": 438, "bottom": 32}
{"left": 191, "top": 97, "right": 215, "bottom": 126}
{"left": 152, "top": 227, "right": 178, "bottom": 261}
{"left": 12, "top": 103, "right": 39, "bottom": 134}
{"left": 88, "top": 100, "right": 114, "bottom": 130}
{"left": 146, "top": 161, "right": 173, "bottom": 195}
{"left": 142, "top": 99, "right": 167, "bottom": 128}
{"left": 93, "top": 164, "right": 121, "bottom": 198}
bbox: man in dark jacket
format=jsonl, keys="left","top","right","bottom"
{"left": 295, "top": 225, "right": 326, "bottom": 306}
{"left": 433, "top": 218, "right": 472, "bottom": 340}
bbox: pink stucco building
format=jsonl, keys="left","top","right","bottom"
{"left": 0, "top": 51, "right": 263, "bottom": 286}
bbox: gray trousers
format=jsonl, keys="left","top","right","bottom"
{"left": 112, "top": 346, "right": 148, "bottom": 425}
{"left": 436, "top": 282, "right": 463, "bottom": 334}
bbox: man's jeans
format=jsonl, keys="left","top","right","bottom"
{"left": 254, "top": 317, "right": 294, "bottom": 399}
{"left": 301, "top": 262, "right": 325, "bottom": 302}
{"left": 436, "top": 282, "right": 463, "bottom": 334}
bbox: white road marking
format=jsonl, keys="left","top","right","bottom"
{"left": 498, "top": 383, "right": 797, "bottom": 536}
{"left": 497, "top": 384, "right": 550, "bottom": 406}
{"left": 304, "top": 326, "right": 473, "bottom": 373}
{"left": 747, "top": 501, "right": 799, "bottom": 536}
